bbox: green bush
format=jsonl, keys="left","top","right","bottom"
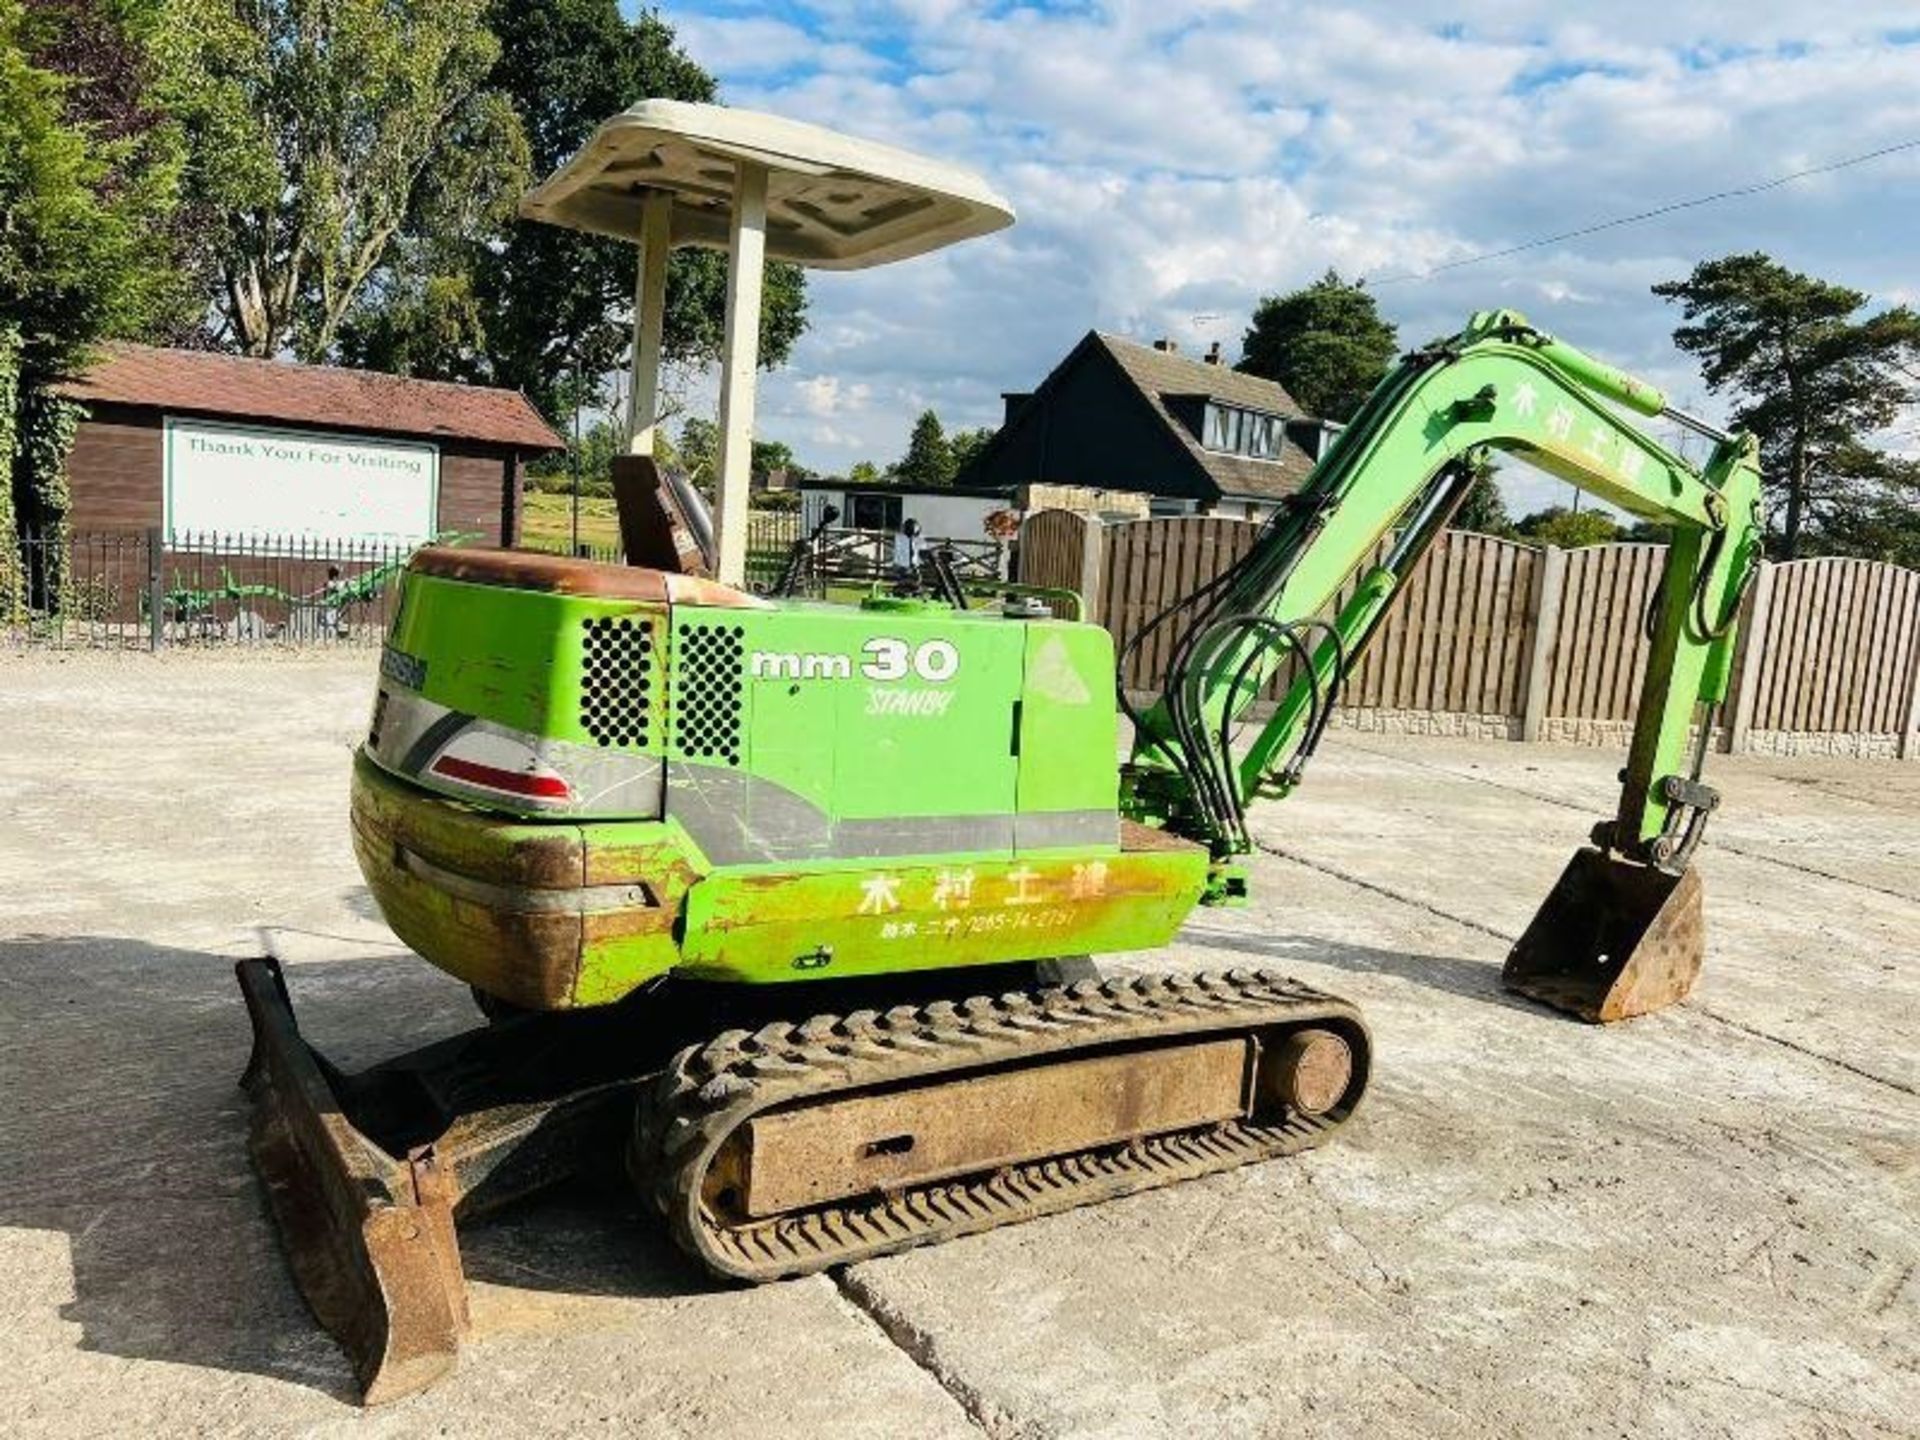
{"left": 525, "top": 469, "right": 612, "bottom": 498}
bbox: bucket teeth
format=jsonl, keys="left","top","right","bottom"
{"left": 1502, "top": 845, "right": 1705, "bottom": 1023}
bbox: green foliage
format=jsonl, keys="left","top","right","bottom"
{"left": 336, "top": 265, "right": 489, "bottom": 380}
{"left": 1450, "top": 458, "right": 1513, "bottom": 538}
{"left": 948, "top": 425, "right": 995, "bottom": 478}
{"left": 449, "top": 2, "right": 808, "bottom": 418}
{"left": 6, "top": 0, "right": 810, "bottom": 442}
{"left": 529, "top": 415, "right": 624, "bottom": 497}
{"left": 20, "top": 389, "right": 79, "bottom": 519}
{"left": 847, "top": 460, "right": 882, "bottom": 485}
{"left": 14, "top": 388, "right": 82, "bottom": 599}
{"left": 525, "top": 411, "right": 694, "bottom": 500}
{"left": 163, "top": 0, "right": 531, "bottom": 360}
{"left": 1515, "top": 505, "right": 1622, "bottom": 549}
{"left": 0, "top": 326, "right": 18, "bottom": 615}
{"left": 677, "top": 416, "right": 717, "bottom": 485}
{"left": 752, "top": 439, "right": 794, "bottom": 483}
{"left": 1655, "top": 253, "right": 1920, "bottom": 559}
{"left": 1796, "top": 444, "right": 1920, "bottom": 568}
{"left": 663, "top": 247, "right": 810, "bottom": 379}
{"left": 1, "top": 0, "right": 196, "bottom": 577}
{"left": 895, "top": 410, "right": 954, "bottom": 488}
{"left": 0, "top": 0, "right": 197, "bottom": 376}
{"left": 1237, "top": 270, "right": 1398, "bottom": 422}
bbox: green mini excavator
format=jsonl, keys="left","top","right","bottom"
{"left": 236, "top": 102, "right": 1762, "bottom": 1403}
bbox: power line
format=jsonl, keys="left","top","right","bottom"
{"left": 1365, "top": 137, "right": 1920, "bottom": 288}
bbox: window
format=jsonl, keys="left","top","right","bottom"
{"left": 1202, "top": 404, "right": 1285, "bottom": 462}
{"left": 845, "top": 491, "right": 903, "bottom": 531}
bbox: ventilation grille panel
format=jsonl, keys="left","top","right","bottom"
{"left": 580, "top": 616, "right": 654, "bottom": 747}
{"left": 672, "top": 622, "right": 744, "bottom": 766}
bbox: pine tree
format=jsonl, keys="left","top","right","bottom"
{"left": 1655, "top": 254, "right": 1920, "bottom": 559}
{"left": 895, "top": 410, "right": 954, "bottom": 488}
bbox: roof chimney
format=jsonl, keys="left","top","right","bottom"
{"left": 1151, "top": 337, "right": 1178, "bottom": 354}
{"left": 1204, "top": 341, "right": 1223, "bottom": 366}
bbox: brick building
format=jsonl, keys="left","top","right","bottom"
{"left": 55, "top": 345, "right": 562, "bottom": 547}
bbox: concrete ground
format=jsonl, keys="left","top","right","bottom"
{"left": 1, "top": 650, "right": 1914, "bottom": 1438}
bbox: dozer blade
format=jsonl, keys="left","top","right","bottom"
{"left": 636, "top": 971, "right": 1371, "bottom": 1281}
{"left": 237, "top": 957, "right": 468, "bottom": 1404}
{"left": 236, "top": 957, "right": 665, "bottom": 1404}
{"left": 1502, "top": 846, "right": 1704, "bottom": 1023}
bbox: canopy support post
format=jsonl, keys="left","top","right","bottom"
{"left": 712, "top": 161, "right": 767, "bottom": 587}
{"left": 625, "top": 190, "right": 673, "bottom": 457}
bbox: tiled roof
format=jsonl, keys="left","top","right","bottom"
{"left": 1095, "top": 333, "right": 1316, "bottom": 501}
{"left": 1097, "top": 333, "right": 1303, "bottom": 414}
{"left": 58, "top": 344, "right": 565, "bottom": 452}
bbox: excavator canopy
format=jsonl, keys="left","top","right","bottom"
{"left": 518, "top": 99, "right": 1015, "bottom": 586}
{"left": 519, "top": 99, "right": 1014, "bottom": 268}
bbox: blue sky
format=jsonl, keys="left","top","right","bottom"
{"left": 621, "top": 2, "right": 1919, "bottom": 509}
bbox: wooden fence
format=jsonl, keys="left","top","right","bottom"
{"left": 1016, "top": 509, "right": 1920, "bottom": 757}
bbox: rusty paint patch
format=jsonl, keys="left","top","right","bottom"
{"left": 354, "top": 752, "right": 710, "bottom": 1010}
{"left": 353, "top": 753, "right": 583, "bottom": 891}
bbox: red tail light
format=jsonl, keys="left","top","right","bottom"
{"left": 430, "top": 754, "right": 572, "bottom": 799}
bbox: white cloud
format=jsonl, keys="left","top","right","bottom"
{"left": 657, "top": 2, "right": 1919, "bottom": 486}
{"left": 795, "top": 373, "right": 874, "bottom": 417}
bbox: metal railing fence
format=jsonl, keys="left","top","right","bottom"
{"left": 5, "top": 528, "right": 417, "bottom": 650}
{"left": 8, "top": 516, "right": 1013, "bottom": 651}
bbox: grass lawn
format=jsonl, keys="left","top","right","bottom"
{"left": 520, "top": 490, "right": 622, "bottom": 554}
{"left": 517, "top": 490, "right": 799, "bottom": 587}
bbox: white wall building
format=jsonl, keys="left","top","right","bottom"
{"left": 796, "top": 481, "right": 1016, "bottom": 544}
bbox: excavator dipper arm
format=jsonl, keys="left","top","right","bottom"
{"left": 1126, "top": 310, "right": 1764, "bottom": 1021}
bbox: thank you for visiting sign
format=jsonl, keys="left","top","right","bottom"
{"left": 164, "top": 418, "right": 439, "bottom": 548}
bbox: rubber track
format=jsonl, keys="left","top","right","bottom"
{"left": 635, "top": 969, "right": 1370, "bottom": 1280}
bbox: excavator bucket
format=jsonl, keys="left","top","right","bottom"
{"left": 1501, "top": 846, "right": 1704, "bottom": 1023}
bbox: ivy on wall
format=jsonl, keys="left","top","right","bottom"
{"left": 18, "top": 387, "right": 82, "bottom": 605}
{"left": 0, "top": 326, "right": 19, "bottom": 619}
{"left": 0, "top": 325, "right": 84, "bottom": 616}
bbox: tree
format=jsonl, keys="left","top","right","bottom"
{"left": 947, "top": 425, "right": 994, "bottom": 478}
{"left": 1238, "top": 270, "right": 1398, "bottom": 422}
{"left": 526, "top": 413, "right": 623, "bottom": 496}
{"left": 335, "top": 265, "right": 488, "bottom": 379}
{"left": 895, "top": 410, "right": 954, "bottom": 488}
{"left": 451, "top": 2, "right": 807, "bottom": 419}
{"left": 1451, "top": 472, "right": 1513, "bottom": 538}
{"left": 751, "top": 439, "right": 796, "bottom": 484}
{"left": 677, "top": 416, "right": 716, "bottom": 485}
{"left": 847, "top": 460, "right": 882, "bottom": 485}
{"left": 1799, "top": 444, "right": 1920, "bottom": 568}
{"left": 1655, "top": 253, "right": 1920, "bottom": 558}
{"left": 1, "top": 0, "right": 195, "bottom": 566}
{"left": 163, "top": 0, "right": 530, "bottom": 361}
{"left": 1515, "top": 505, "right": 1622, "bottom": 549}
{"left": 14, "top": 0, "right": 205, "bottom": 349}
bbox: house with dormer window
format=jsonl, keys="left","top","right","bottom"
{"left": 955, "top": 331, "right": 1335, "bottom": 521}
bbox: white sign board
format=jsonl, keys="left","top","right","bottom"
{"left": 164, "top": 419, "right": 439, "bottom": 548}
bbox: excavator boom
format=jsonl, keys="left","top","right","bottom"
{"left": 1125, "top": 310, "right": 1764, "bottom": 1019}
